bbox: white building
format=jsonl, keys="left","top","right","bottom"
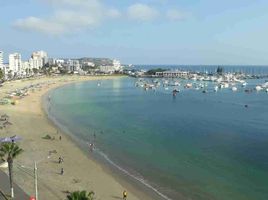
{"left": 99, "top": 65, "right": 115, "bottom": 73}
{"left": 113, "top": 59, "right": 122, "bottom": 71}
{"left": 9, "top": 53, "right": 22, "bottom": 75}
{"left": 56, "top": 59, "right": 64, "bottom": 65}
{"left": 65, "top": 59, "right": 81, "bottom": 72}
{"left": 22, "top": 61, "right": 32, "bottom": 74}
{"left": 82, "top": 61, "right": 95, "bottom": 67}
{"left": 30, "top": 50, "right": 48, "bottom": 69}
{"left": 0, "top": 51, "right": 3, "bottom": 71}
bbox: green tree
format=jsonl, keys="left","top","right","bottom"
{"left": 32, "top": 68, "right": 39, "bottom": 74}
{"left": 0, "top": 69, "right": 3, "bottom": 80}
{"left": 0, "top": 143, "right": 23, "bottom": 199}
{"left": 66, "top": 191, "right": 95, "bottom": 200}
{"left": 146, "top": 68, "right": 168, "bottom": 75}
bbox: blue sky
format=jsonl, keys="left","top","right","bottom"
{"left": 1, "top": 0, "right": 268, "bottom": 65}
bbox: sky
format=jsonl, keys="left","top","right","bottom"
{"left": 1, "top": 0, "right": 268, "bottom": 65}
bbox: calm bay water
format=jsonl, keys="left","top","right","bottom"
{"left": 48, "top": 77, "right": 268, "bottom": 200}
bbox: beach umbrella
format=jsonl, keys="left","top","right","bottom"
{"left": 3, "top": 121, "right": 13, "bottom": 126}
{"left": 0, "top": 137, "right": 13, "bottom": 143}
{"left": 1, "top": 114, "right": 9, "bottom": 121}
{"left": 0, "top": 136, "right": 22, "bottom": 143}
{"left": 1, "top": 114, "right": 9, "bottom": 118}
{"left": 10, "top": 135, "right": 22, "bottom": 142}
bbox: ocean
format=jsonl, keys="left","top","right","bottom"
{"left": 46, "top": 75, "right": 268, "bottom": 200}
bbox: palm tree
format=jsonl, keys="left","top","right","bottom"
{"left": 66, "top": 190, "right": 95, "bottom": 200}
{"left": 0, "top": 143, "right": 23, "bottom": 199}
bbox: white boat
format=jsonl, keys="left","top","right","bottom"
{"left": 232, "top": 87, "right": 238, "bottom": 92}
{"left": 185, "top": 83, "right": 192, "bottom": 88}
{"left": 256, "top": 85, "right": 262, "bottom": 91}
{"left": 242, "top": 82, "right": 247, "bottom": 87}
{"left": 165, "top": 87, "right": 169, "bottom": 90}
{"left": 174, "top": 81, "right": 180, "bottom": 86}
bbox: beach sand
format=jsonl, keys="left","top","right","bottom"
{"left": 0, "top": 76, "right": 154, "bottom": 200}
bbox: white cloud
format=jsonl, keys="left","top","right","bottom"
{"left": 13, "top": 0, "right": 121, "bottom": 35}
{"left": 14, "top": 17, "right": 66, "bottom": 35}
{"left": 167, "top": 9, "right": 187, "bottom": 21}
{"left": 13, "top": 0, "right": 188, "bottom": 35}
{"left": 127, "top": 4, "right": 159, "bottom": 22}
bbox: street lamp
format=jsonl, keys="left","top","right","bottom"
{"left": 19, "top": 156, "right": 50, "bottom": 200}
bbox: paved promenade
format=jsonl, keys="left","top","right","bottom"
{"left": 0, "top": 170, "right": 29, "bottom": 200}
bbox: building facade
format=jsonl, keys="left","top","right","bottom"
{"left": 113, "top": 59, "right": 122, "bottom": 71}
{"left": 30, "top": 50, "right": 48, "bottom": 69}
{"left": 9, "top": 53, "right": 22, "bottom": 75}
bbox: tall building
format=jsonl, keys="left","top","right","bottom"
{"left": 113, "top": 59, "right": 122, "bottom": 71}
{"left": 30, "top": 50, "right": 48, "bottom": 69}
{"left": 65, "top": 59, "right": 81, "bottom": 71}
{"left": 9, "top": 53, "right": 22, "bottom": 74}
{"left": 0, "top": 51, "right": 3, "bottom": 70}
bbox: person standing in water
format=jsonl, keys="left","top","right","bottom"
{"left": 123, "top": 190, "right": 127, "bottom": 200}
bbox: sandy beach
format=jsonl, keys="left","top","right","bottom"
{"left": 0, "top": 75, "right": 154, "bottom": 200}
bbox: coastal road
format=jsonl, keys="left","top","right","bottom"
{"left": 0, "top": 170, "right": 29, "bottom": 200}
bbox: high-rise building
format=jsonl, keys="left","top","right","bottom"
{"left": 113, "top": 59, "right": 122, "bottom": 71}
{"left": 30, "top": 50, "right": 48, "bottom": 69}
{"left": 0, "top": 51, "right": 3, "bottom": 70}
{"left": 9, "top": 53, "right": 22, "bottom": 74}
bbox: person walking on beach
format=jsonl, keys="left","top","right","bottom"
{"left": 59, "top": 156, "right": 63, "bottom": 164}
{"left": 123, "top": 190, "right": 127, "bottom": 200}
{"left": 61, "top": 168, "right": 64, "bottom": 175}
{"left": 59, "top": 135, "right": 62, "bottom": 140}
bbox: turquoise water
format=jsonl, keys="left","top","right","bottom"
{"left": 48, "top": 77, "right": 268, "bottom": 200}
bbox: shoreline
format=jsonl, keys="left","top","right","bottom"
{"left": 0, "top": 76, "right": 157, "bottom": 200}
{"left": 42, "top": 80, "right": 168, "bottom": 200}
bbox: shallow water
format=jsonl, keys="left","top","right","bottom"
{"left": 48, "top": 77, "right": 268, "bottom": 200}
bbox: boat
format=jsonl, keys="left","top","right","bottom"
{"left": 242, "top": 82, "right": 247, "bottom": 87}
{"left": 256, "top": 85, "right": 262, "bottom": 91}
{"left": 224, "top": 83, "right": 229, "bottom": 88}
{"left": 232, "top": 87, "right": 238, "bottom": 92}
{"left": 185, "top": 83, "right": 192, "bottom": 89}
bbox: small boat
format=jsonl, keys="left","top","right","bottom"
{"left": 224, "top": 83, "right": 229, "bottom": 88}
{"left": 256, "top": 86, "right": 262, "bottom": 91}
{"left": 232, "top": 87, "right": 238, "bottom": 92}
{"left": 242, "top": 82, "right": 247, "bottom": 87}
